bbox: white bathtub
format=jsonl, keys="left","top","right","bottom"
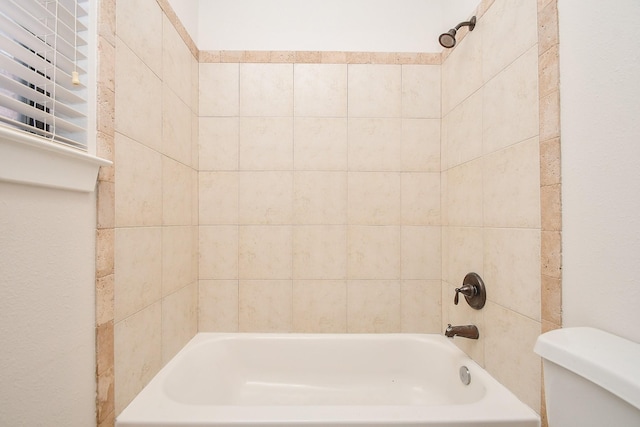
{"left": 116, "top": 333, "right": 540, "bottom": 427}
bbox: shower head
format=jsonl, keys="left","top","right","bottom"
{"left": 439, "top": 29, "right": 457, "bottom": 49}
{"left": 438, "top": 16, "right": 476, "bottom": 49}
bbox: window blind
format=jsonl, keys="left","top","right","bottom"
{"left": 0, "top": 0, "right": 89, "bottom": 150}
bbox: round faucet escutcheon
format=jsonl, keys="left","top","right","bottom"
{"left": 454, "top": 272, "right": 486, "bottom": 309}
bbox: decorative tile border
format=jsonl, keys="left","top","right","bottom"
{"left": 537, "top": 1, "right": 561, "bottom": 426}
{"left": 537, "top": 0, "right": 561, "bottom": 333}
{"left": 199, "top": 50, "right": 441, "bottom": 65}
{"left": 96, "top": 0, "right": 116, "bottom": 424}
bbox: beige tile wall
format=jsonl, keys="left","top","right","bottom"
{"left": 441, "top": 0, "right": 542, "bottom": 412}
{"left": 98, "top": 0, "right": 559, "bottom": 424}
{"left": 198, "top": 61, "right": 443, "bottom": 334}
{"left": 111, "top": 0, "right": 199, "bottom": 416}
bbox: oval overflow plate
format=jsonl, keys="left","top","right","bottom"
{"left": 459, "top": 365, "right": 471, "bottom": 385}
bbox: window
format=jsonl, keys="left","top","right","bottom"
{"left": 0, "top": 0, "right": 89, "bottom": 150}
{"left": 0, "top": 0, "right": 109, "bottom": 193}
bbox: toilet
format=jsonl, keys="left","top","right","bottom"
{"left": 534, "top": 327, "right": 640, "bottom": 427}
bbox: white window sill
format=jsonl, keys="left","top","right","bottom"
{"left": 0, "top": 126, "right": 111, "bottom": 193}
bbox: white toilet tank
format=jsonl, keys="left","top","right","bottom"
{"left": 534, "top": 327, "right": 640, "bottom": 427}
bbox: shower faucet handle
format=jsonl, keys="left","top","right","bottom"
{"left": 454, "top": 273, "right": 487, "bottom": 310}
{"left": 454, "top": 284, "right": 477, "bottom": 305}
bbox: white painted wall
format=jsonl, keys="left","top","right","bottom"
{"left": 559, "top": 0, "right": 640, "bottom": 343}
{"left": 169, "top": 0, "right": 478, "bottom": 52}
{"left": 0, "top": 182, "right": 97, "bottom": 426}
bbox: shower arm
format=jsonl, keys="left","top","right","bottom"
{"left": 454, "top": 17, "right": 476, "bottom": 32}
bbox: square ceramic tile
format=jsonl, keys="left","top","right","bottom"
{"left": 347, "top": 280, "right": 401, "bottom": 332}
{"left": 484, "top": 303, "right": 541, "bottom": 411}
{"left": 239, "top": 280, "right": 292, "bottom": 332}
{"left": 441, "top": 26, "right": 483, "bottom": 115}
{"left": 347, "top": 226, "right": 400, "bottom": 279}
{"left": 199, "top": 280, "right": 239, "bottom": 331}
{"left": 294, "top": 118, "right": 348, "bottom": 171}
{"left": 190, "top": 169, "right": 199, "bottom": 226}
{"left": 116, "top": 0, "right": 162, "bottom": 76}
{"left": 190, "top": 225, "right": 199, "bottom": 278}
{"left": 482, "top": 0, "right": 538, "bottom": 83}
{"left": 239, "top": 117, "right": 293, "bottom": 170}
{"left": 444, "top": 226, "right": 484, "bottom": 287}
{"left": 293, "top": 171, "right": 347, "bottom": 224}
{"left": 240, "top": 63, "right": 293, "bottom": 117}
{"left": 162, "top": 226, "right": 194, "bottom": 296}
{"left": 162, "top": 84, "right": 192, "bottom": 166}
{"left": 401, "top": 226, "right": 441, "bottom": 280}
{"left": 161, "top": 282, "right": 197, "bottom": 364}
{"left": 199, "top": 63, "right": 239, "bottom": 116}
{"left": 401, "top": 173, "right": 440, "bottom": 225}
{"left": 293, "top": 225, "right": 347, "bottom": 279}
{"left": 239, "top": 226, "right": 293, "bottom": 279}
{"left": 199, "top": 117, "right": 239, "bottom": 171}
{"left": 199, "top": 172, "right": 238, "bottom": 225}
{"left": 443, "top": 159, "right": 483, "bottom": 227}
{"left": 239, "top": 171, "right": 293, "bottom": 225}
{"left": 162, "top": 16, "right": 193, "bottom": 108}
{"left": 292, "top": 280, "right": 347, "bottom": 332}
{"left": 441, "top": 279, "right": 485, "bottom": 364}
{"left": 114, "top": 227, "right": 162, "bottom": 322}
{"left": 443, "top": 90, "right": 483, "bottom": 170}
{"left": 483, "top": 137, "right": 540, "bottom": 228}
{"left": 401, "top": 65, "right": 441, "bottom": 118}
{"left": 162, "top": 157, "right": 192, "bottom": 226}
{"left": 114, "top": 302, "right": 161, "bottom": 414}
{"left": 199, "top": 226, "right": 238, "bottom": 280}
{"left": 115, "top": 41, "right": 162, "bottom": 151}
{"left": 401, "top": 119, "right": 440, "bottom": 172}
{"left": 191, "top": 114, "right": 200, "bottom": 173}
{"left": 115, "top": 133, "right": 162, "bottom": 227}
{"left": 191, "top": 53, "right": 199, "bottom": 114}
{"left": 440, "top": 226, "right": 450, "bottom": 283}
{"left": 294, "top": 64, "right": 347, "bottom": 117}
{"left": 348, "top": 172, "right": 401, "bottom": 225}
{"left": 401, "top": 280, "right": 441, "bottom": 333}
{"left": 348, "top": 64, "right": 401, "bottom": 117}
{"left": 483, "top": 46, "right": 539, "bottom": 154}
{"left": 484, "top": 227, "right": 541, "bottom": 321}
{"left": 348, "top": 118, "right": 402, "bottom": 171}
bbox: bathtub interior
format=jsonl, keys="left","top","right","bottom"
{"left": 163, "top": 334, "right": 485, "bottom": 406}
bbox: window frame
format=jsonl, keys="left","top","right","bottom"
{"left": 0, "top": 0, "right": 110, "bottom": 193}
